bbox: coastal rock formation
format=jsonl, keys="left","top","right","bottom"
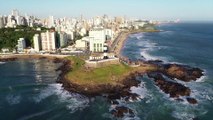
{"left": 59, "top": 72, "right": 141, "bottom": 98}
{"left": 110, "top": 106, "right": 135, "bottom": 118}
{"left": 186, "top": 97, "right": 198, "bottom": 104}
{"left": 148, "top": 73, "right": 191, "bottom": 98}
{"left": 160, "top": 64, "right": 203, "bottom": 82}
{"left": 0, "top": 57, "right": 17, "bottom": 62}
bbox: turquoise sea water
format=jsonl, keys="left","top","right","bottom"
{"left": 0, "top": 23, "right": 213, "bottom": 120}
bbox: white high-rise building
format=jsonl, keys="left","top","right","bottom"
{"left": 41, "top": 31, "right": 56, "bottom": 51}
{"left": 16, "top": 16, "right": 22, "bottom": 25}
{"left": 33, "top": 34, "right": 41, "bottom": 52}
{"left": 48, "top": 16, "right": 54, "bottom": 28}
{"left": 89, "top": 28, "right": 106, "bottom": 41}
{"left": 17, "top": 38, "right": 26, "bottom": 52}
{"left": 89, "top": 28, "right": 106, "bottom": 52}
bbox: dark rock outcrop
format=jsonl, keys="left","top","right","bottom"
{"left": 160, "top": 64, "right": 203, "bottom": 82}
{"left": 0, "top": 57, "right": 17, "bottom": 62}
{"left": 148, "top": 73, "right": 191, "bottom": 98}
{"left": 186, "top": 97, "right": 198, "bottom": 104}
{"left": 110, "top": 106, "right": 134, "bottom": 118}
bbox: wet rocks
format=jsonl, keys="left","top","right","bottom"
{"left": 53, "top": 58, "right": 63, "bottom": 63}
{"left": 0, "top": 57, "right": 17, "bottom": 62}
{"left": 148, "top": 73, "right": 191, "bottom": 98}
{"left": 110, "top": 106, "right": 135, "bottom": 118}
{"left": 186, "top": 97, "right": 198, "bottom": 104}
{"left": 161, "top": 64, "right": 203, "bottom": 82}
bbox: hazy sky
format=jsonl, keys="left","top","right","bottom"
{"left": 0, "top": 0, "right": 213, "bottom": 21}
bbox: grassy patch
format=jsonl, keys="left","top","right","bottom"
{"left": 64, "top": 56, "right": 157, "bottom": 85}
{"left": 65, "top": 56, "right": 132, "bottom": 85}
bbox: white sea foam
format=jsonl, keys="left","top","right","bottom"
{"left": 34, "top": 83, "right": 89, "bottom": 113}
{"left": 140, "top": 50, "right": 158, "bottom": 61}
{"left": 172, "top": 111, "right": 195, "bottom": 120}
{"left": 139, "top": 39, "right": 170, "bottom": 62}
{"left": 130, "top": 82, "right": 148, "bottom": 100}
{"left": 169, "top": 96, "right": 208, "bottom": 120}
{"left": 195, "top": 73, "right": 207, "bottom": 83}
{"left": 0, "top": 62, "right": 5, "bottom": 64}
{"left": 6, "top": 94, "right": 21, "bottom": 105}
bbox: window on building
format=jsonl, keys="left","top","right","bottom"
{"left": 94, "top": 43, "right": 96, "bottom": 47}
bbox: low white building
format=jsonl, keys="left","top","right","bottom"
{"left": 75, "top": 39, "right": 88, "bottom": 50}
{"left": 75, "top": 37, "right": 90, "bottom": 50}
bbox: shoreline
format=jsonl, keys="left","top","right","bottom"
{"left": 113, "top": 29, "right": 160, "bottom": 58}
{"left": 57, "top": 29, "right": 203, "bottom": 105}
{"left": 0, "top": 29, "right": 205, "bottom": 118}
{"left": 0, "top": 54, "right": 69, "bottom": 62}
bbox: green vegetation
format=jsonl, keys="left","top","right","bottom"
{"left": 0, "top": 25, "right": 49, "bottom": 50}
{"left": 65, "top": 56, "right": 133, "bottom": 85}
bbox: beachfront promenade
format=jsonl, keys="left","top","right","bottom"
{"left": 110, "top": 31, "right": 130, "bottom": 57}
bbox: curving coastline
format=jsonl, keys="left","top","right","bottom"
{"left": 54, "top": 29, "right": 203, "bottom": 118}
{"left": 0, "top": 30, "right": 204, "bottom": 118}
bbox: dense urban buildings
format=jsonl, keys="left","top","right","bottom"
{"left": 0, "top": 9, "right": 154, "bottom": 54}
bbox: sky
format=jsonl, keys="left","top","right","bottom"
{"left": 0, "top": 0, "right": 213, "bottom": 21}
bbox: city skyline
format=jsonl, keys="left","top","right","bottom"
{"left": 1, "top": 0, "right": 213, "bottom": 21}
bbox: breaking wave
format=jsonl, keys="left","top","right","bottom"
{"left": 34, "top": 83, "right": 89, "bottom": 113}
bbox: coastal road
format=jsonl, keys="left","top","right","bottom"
{"left": 109, "top": 32, "right": 123, "bottom": 53}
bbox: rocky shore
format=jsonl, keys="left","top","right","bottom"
{"left": 1, "top": 29, "right": 204, "bottom": 118}
{"left": 56, "top": 57, "right": 203, "bottom": 118}
{"left": 0, "top": 54, "right": 69, "bottom": 62}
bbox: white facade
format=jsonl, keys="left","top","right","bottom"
{"left": 16, "top": 16, "right": 23, "bottom": 25}
{"left": 104, "top": 29, "right": 114, "bottom": 40}
{"left": 17, "top": 38, "right": 26, "bottom": 52}
{"left": 89, "top": 28, "right": 106, "bottom": 41}
{"left": 48, "top": 16, "right": 54, "bottom": 28}
{"left": 41, "top": 31, "right": 56, "bottom": 51}
{"left": 89, "top": 28, "right": 106, "bottom": 52}
{"left": 33, "top": 34, "right": 41, "bottom": 52}
{"left": 89, "top": 38, "right": 104, "bottom": 52}
{"left": 75, "top": 39, "right": 88, "bottom": 50}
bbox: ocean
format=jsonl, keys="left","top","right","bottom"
{"left": 0, "top": 23, "right": 213, "bottom": 120}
